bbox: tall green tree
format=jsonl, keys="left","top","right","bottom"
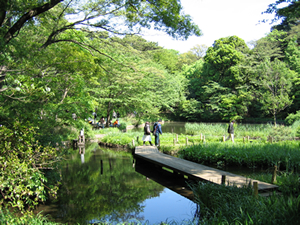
{"left": 255, "top": 58, "right": 296, "bottom": 125}
{"left": 190, "top": 36, "right": 251, "bottom": 121}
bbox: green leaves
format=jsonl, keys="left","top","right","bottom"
{"left": 255, "top": 58, "right": 296, "bottom": 125}
{"left": 0, "top": 122, "right": 60, "bottom": 212}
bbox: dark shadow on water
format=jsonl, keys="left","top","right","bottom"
{"left": 134, "top": 158, "right": 196, "bottom": 202}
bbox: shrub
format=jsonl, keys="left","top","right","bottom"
{"left": 0, "top": 122, "right": 60, "bottom": 212}
{"left": 268, "top": 125, "right": 294, "bottom": 141}
{"left": 285, "top": 111, "right": 300, "bottom": 125}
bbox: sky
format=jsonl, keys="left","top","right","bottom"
{"left": 142, "top": 0, "right": 283, "bottom": 53}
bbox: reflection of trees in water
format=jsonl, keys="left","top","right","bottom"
{"left": 53, "top": 145, "right": 164, "bottom": 224}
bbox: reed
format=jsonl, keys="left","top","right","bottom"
{"left": 179, "top": 142, "right": 300, "bottom": 171}
{"left": 184, "top": 122, "right": 300, "bottom": 141}
{"left": 190, "top": 181, "right": 300, "bottom": 225}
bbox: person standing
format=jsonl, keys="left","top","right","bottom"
{"left": 142, "top": 122, "right": 153, "bottom": 146}
{"left": 153, "top": 119, "right": 163, "bottom": 147}
{"left": 92, "top": 111, "right": 97, "bottom": 124}
{"left": 226, "top": 120, "right": 235, "bottom": 143}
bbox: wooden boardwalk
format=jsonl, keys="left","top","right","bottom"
{"left": 134, "top": 146, "right": 278, "bottom": 192}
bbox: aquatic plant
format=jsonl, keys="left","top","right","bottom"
{"left": 179, "top": 142, "right": 300, "bottom": 171}
{"left": 190, "top": 181, "right": 300, "bottom": 225}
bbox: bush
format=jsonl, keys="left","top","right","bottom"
{"left": 285, "top": 111, "right": 300, "bottom": 125}
{"left": 0, "top": 209, "right": 58, "bottom": 225}
{"left": 268, "top": 125, "right": 294, "bottom": 141}
{"left": 0, "top": 122, "right": 60, "bottom": 212}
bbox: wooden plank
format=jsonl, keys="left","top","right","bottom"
{"left": 134, "top": 146, "right": 278, "bottom": 191}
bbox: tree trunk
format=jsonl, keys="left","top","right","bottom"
{"left": 4, "top": 0, "right": 63, "bottom": 43}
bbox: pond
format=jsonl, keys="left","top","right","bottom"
{"left": 131, "top": 121, "right": 188, "bottom": 134}
{"left": 37, "top": 121, "right": 270, "bottom": 224}
{"left": 37, "top": 143, "right": 198, "bottom": 224}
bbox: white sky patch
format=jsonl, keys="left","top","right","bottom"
{"left": 142, "top": 0, "right": 287, "bottom": 53}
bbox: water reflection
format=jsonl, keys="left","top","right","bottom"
{"left": 79, "top": 146, "right": 85, "bottom": 163}
{"left": 39, "top": 143, "right": 198, "bottom": 224}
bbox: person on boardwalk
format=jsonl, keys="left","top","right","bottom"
{"left": 153, "top": 119, "right": 163, "bottom": 147}
{"left": 226, "top": 120, "right": 235, "bottom": 143}
{"left": 142, "top": 122, "right": 153, "bottom": 146}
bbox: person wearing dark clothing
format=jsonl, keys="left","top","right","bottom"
{"left": 142, "top": 122, "right": 153, "bottom": 146}
{"left": 153, "top": 119, "right": 163, "bottom": 146}
{"left": 226, "top": 120, "right": 235, "bottom": 143}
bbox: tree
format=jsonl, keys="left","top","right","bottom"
{"left": 203, "top": 36, "right": 250, "bottom": 89}
{"left": 184, "top": 36, "right": 252, "bottom": 121}
{"left": 189, "top": 44, "right": 208, "bottom": 60}
{"left": 176, "top": 51, "right": 199, "bottom": 69}
{"left": 264, "top": 0, "right": 300, "bottom": 26}
{"left": 255, "top": 58, "right": 296, "bottom": 125}
{"left": 0, "top": 0, "right": 201, "bottom": 45}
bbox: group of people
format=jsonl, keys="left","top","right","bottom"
{"left": 97, "top": 116, "right": 119, "bottom": 128}
{"left": 142, "top": 119, "right": 163, "bottom": 147}
{"left": 141, "top": 119, "right": 235, "bottom": 147}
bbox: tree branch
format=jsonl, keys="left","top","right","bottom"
{"left": 4, "top": 0, "right": 63, "bottom": 43}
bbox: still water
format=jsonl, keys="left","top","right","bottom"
{"left": 39, "top": 142, "right": 198, "bottom": 224}
{"left": 131, "top": 121, "right": 188, "bottom": 134}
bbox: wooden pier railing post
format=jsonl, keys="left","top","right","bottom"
{"left": 253, "top": 181, "right": 258, "bottom": 197}
{"left": 132, "top": 139, "right": 135, "bottom": 147}
{"left": 176, "top": 134, "right": 178, "bottom": 142}
{"left": 247, "top": 136, "right": 250, "bottom": 142}
{"left": 272, "top": 165, "right": 277, "bottom": 184}
{"left": 200, "top": 133, "right": 203, "bottom": 141}
{"left": 173, "top": 138, "right": 176, "bottom": 146}
{"left": 221, "top": 175, "right": 226, "bottom": 184}
{"left": 243, "top": 137, "right": 245, "bottom": 143}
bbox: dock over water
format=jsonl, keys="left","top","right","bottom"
{"left": 134, "top": 146, "right": 278, "bottom": 192}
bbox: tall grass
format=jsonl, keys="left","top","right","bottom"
{"left": 179, "top": 142, "right": 300, "bottom": 171}
{"left": 185, "top": 123, "right": 277, "bottom": 139}
{"left": 190, "top": 182, "right": 300, "bottom": 225}
{"left": 0, "top": 210, "right": 58, "bottom": 225}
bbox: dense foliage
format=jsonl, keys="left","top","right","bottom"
{"left": 0, "top": 122, "right": 60, "bottom": 212}
{"left": 191, "top": 182, "right": 300, "bottom": 225}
